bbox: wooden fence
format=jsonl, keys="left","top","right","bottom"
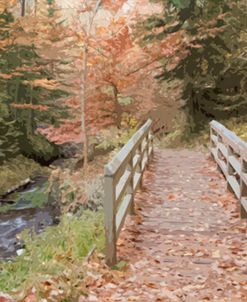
{"left": 103, "top": 119, "right": 154, "bottom": 266}
{"left": 210, "top": 120, "right": 247, "bottom": 219}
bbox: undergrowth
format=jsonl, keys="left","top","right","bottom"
{"left": 159, "top": 115, "right": 247, "bottom": 149}
{"left": 0, "top": 210, "right": 104, "bottom": 294}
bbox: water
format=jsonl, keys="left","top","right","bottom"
{"left": 0, "top": 178, "right": 58, "bottom": 260}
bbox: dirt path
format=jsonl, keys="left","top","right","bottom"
{"left": 86, "top": 149, "right": 247, "bottom": 302}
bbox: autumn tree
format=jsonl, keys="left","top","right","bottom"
{"left": 0, "top": 2, "right": 69, "bottom": 163}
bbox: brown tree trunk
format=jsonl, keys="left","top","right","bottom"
{"left": 21, "top": 0, "right": 26, "bottom": 16}
{"left": 111, "top": 83, "right": 122, "bottom": 128}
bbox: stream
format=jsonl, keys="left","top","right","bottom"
{"left": 0, "top": 178, "right": 59, "bottom": 260}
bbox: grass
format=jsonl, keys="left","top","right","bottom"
{"left": 0, "top": 155, "right": 49, "bottom": 196}
{"left": 0, "top": 210, "right": 104, "bottom": 295}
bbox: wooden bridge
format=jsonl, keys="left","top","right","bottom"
{"left": 94, "top": 120, "right": 247, "bottom": 301}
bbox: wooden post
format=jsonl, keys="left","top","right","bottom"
{"left": 150, "top": 130, "right": 154, "bottom": 155}
{"left": 226, "top": 144, "right": 234, "bottom": 193}
{"left": 146, "top": 132, "right": 150, "bottom": 167}
{"left": 127, "top": 155, "right": 135, "bottom": 215}
{"left": 240, "top": 148, "right": 247, "bottom": 219}
{"left": 137, "top": 143, "right": 143, "bottom": 189}
{"left": 103, "top": 175, "right": 117, "bottom": 266}
{"left": 103, "top": 119, "right": 153, "bottom": 266}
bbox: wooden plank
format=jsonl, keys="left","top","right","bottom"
{"left": 228, "top": 155, "right": 241, "bottom": 175}
{"left": 103, "top": 175, "right": 117, "bottom": 266}
{"left": 211, "top": 147, "right": 218, "bottom": 160}
{"left": 133, "top": 154, "right": 141, "bottom": 171}
{"left": 105, "top": 119, "right": 152, "bottom": 176}
{"left": 103, "top": 119, "right": 154, "bottom": 265}
{"left": 227, "top": 175, "right": 241, "bottom": 199}
{"left": 115, "top": 194, "right": 132, "bottom": 239}
{"left": 240, "top": 198, "right": 247, "bottom": 219}
{"left": 210, "top": 120, "right": 225, "bottom": 133}
{"left": 133, "top": 172, "right": 142, "bottom": 192}
{"left": 211, "top": 134, "right": 218, "bottom": 146}
{"left": 210, "top": 120, "right": 247, "bottom": 154}
{"left": 218, "top": 142, "right": 228, "bottom": 159}
{"left": 142, "top": 154, "right": 148, "bottom": 172}
{"left": 115, "top": 169, "right": 132, "bottom": 206}
{"left": 241, "top": 172, "right": 247, "bottom": 186}
{"left": 217, "top": 158, "right": 227, "bottom": 178}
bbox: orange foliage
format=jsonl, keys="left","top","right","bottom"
{"left": 11, "top": 103, "right": 49, "bottom": 111}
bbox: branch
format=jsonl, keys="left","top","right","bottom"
{"left": 88, "top": 0, "right": 102, "bottom": 34}
{"left": 125, "top": 55, "right": 163, "bottom": 77}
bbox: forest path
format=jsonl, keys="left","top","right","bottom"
{"left": 87, "top": 149, "right": 247, "bottom": 302}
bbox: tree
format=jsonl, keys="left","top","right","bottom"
{"left": 145, "top": 0, "right": 247, "bottom": 132}
{"left": 0, "top": 4, "right": 69, "bottom": 162}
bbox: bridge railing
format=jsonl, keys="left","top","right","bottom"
{"left": 210, "top": 120, "right": 247, "bottom": 219}
{"left": 103, "top": 119, "right": 154, "bottom": 266}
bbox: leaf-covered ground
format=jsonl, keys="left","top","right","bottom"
{"left": 82, "top": 149, "right": 247, "bottom": 302}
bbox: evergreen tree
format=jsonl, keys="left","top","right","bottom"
{"left": 0, "top": 8, "right": 68, "bottom": 163}
{"left": 145, "top": 0, "right": 247, "bottom": 132}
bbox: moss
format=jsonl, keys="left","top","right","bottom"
{"left": 0, "top": 155, "right": 49, "bottom": 196}
{"left": 20, "top": 134, "right": 59, "bottom": 164}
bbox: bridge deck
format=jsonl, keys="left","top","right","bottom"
{"left": 88, "top": 149, "right": 247, "bottom": 301}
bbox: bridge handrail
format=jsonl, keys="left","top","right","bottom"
{"left": 103, "top": 119, "right": 154, "bottom": 266}
{"left": 210, "top": 120, "right": 247, "bottom": 219}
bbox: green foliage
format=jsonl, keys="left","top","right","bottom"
{"left": 171, "top": 0, "right": 191, "bottom": 9}
{"left": 0, "top": 210, "right": 104, "bottom": 292}
{"left": 0, "top": 9, "right": 68, "bottom": 163}
{"left": 146, "top": 0, "right": 247, "bottom": 133}
{"left": 0, "top": 116, "right": 21, "bottom": 163}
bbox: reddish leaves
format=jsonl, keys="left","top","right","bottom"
{"left": 84, "top": 149, "right": 247, "bottom": 301}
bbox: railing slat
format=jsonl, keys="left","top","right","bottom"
{"left": 103, "top": 119, "right": 154, "bottom": 266}
{"left": 116, "top": 194, "right": 132, "bottom": 238}
{"left": 105, "top": 119, "right": 152, "bottom": 176}
{"left": 229, "top": 155, "right": 241, "bottom": 175}
{"left": 115, "top": 169, "right": 132, "bottom": 206}
{"left": 133, "top": 172, "right": 142, "bottom": 193}
{"left": 210, "top": 120, "right": 247, "bottom": 220}
{"left": 241, "top": 198, "right": 247, "bottom": 219}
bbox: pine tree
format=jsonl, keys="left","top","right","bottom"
{"left": 0, "top": 7, "right": 68, "bottom": 162}
{"left": 145, "top": 0, "right": 247, "bottom": 132}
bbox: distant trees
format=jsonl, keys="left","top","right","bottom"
{"left": 145, "top": 0, "right": 247, "bottom": 132}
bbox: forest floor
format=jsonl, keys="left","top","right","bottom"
{"left": 81, "top": 148, "right": 247, "bottom": 302}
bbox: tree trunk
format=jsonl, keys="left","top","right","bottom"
{"left": 34, "top": 0, "right": 37, "bottom": 15}
{"left": 14, "top": 80, "right": 20, "bottom": 120}
{"left": 111, "top": 83, "right": 122, "bottom": 128}
{"left": 21, "top": 0, "right": 26, "bottom": 17}
{"left": 80, "top": 45, "right": 89, "bottom": 169}
{"left": 27, "top": 85, "right": 34, "bottom": 137}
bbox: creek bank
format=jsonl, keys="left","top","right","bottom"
{"left": 0, "top": 177, "right": 60, "bottom": 260}
{"left": 0, "top": 140, "right": 114, "bottom": 260}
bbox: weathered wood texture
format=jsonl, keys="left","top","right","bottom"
{"left": 103, "top": 119, "right": 154, "bottom": 266}
{"left": 210, "top": 120, "right": 247, "bottom": 219}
